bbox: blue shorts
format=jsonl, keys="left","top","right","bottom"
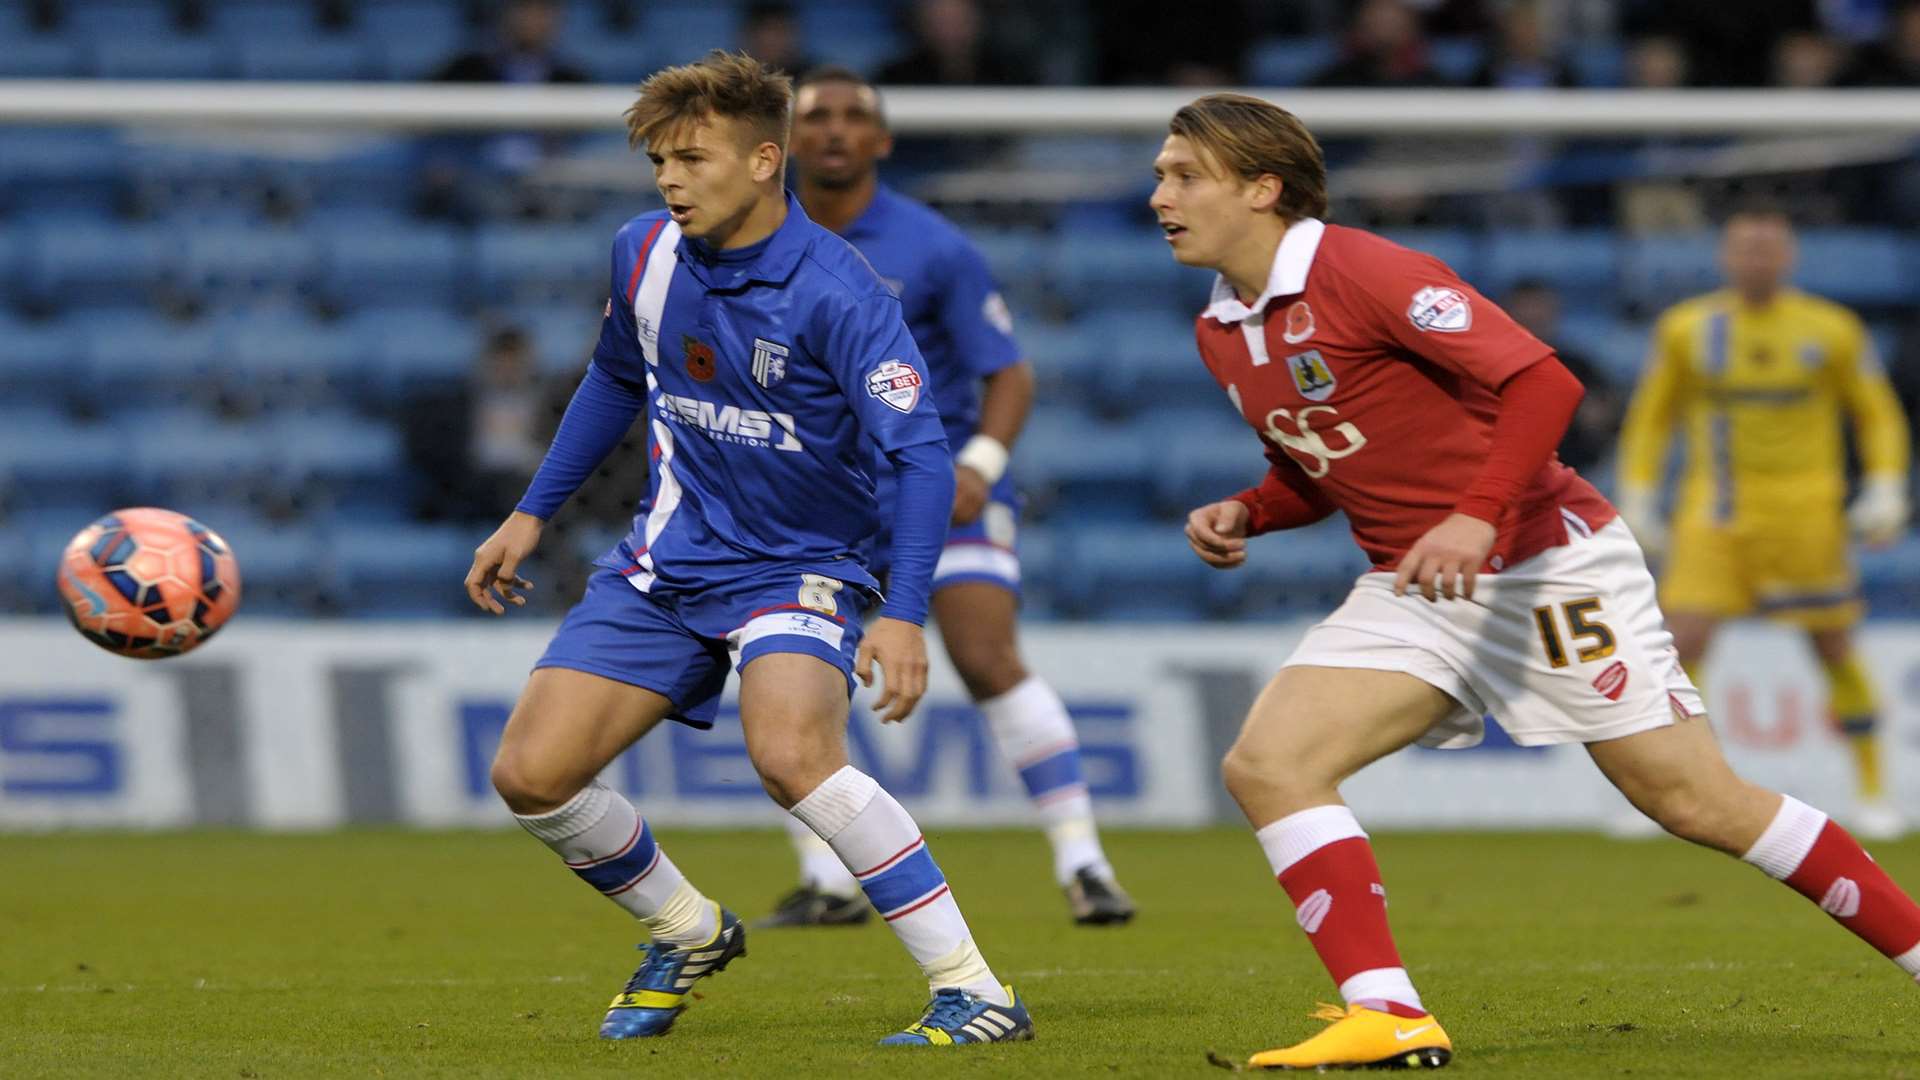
{"left": 535, "top": 565, "right": 868, "bottom": 729}
{"left": 874, "top": 470, "right": 1023, "bottom": 596}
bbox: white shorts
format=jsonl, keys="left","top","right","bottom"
{"left": 1284, "top": 518, "right": 1703, "bottom": 749}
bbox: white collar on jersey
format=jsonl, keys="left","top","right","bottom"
{"left": 1201, "top": 217, "right": 1326, "bottom": 324}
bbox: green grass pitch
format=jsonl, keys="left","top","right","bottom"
{"left": 3, "top": 828, "right": 1917, "bottom": 1078}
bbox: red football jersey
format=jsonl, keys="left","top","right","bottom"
{"left": 1194, "top": 219, "right": 1614, "bottom": 572}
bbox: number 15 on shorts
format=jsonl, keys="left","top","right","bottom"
{"left": 1533, "top": 598, "right": 1617, "bottom": 668}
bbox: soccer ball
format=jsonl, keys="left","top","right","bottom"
{"left": 56, "top": 507, "right": 242, "bottom": 659}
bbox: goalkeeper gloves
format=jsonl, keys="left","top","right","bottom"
{"left": 1848, "top": 474, "right": 1911, "bottom": 547}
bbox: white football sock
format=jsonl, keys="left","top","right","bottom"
{"left": 791, "top": 766, "right": 1008, "bottom": 1005}
{"left": 980, "top": 675, "right": 1114, "bottom": 885}
{"left": 515, "top": 781, "right": 717, "bottom": 947}
{"left": 783, "top": 813, "right": 861, "bottom": 898}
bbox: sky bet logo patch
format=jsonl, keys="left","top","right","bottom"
{"left": 1407, "top": 286, "right": 1472, "bottom": 333}
{"left": 867, "top": 359, "right": 923, "bottom": 413}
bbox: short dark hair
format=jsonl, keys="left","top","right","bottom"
{"left": 1724, "top": 195, "right": 1793, "bottom": 228}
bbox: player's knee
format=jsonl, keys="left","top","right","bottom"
{"left": 748, "top": 742, "right": 840, "bottom": 810}
{"left": 1221, "top": 742, "right": 1293, "bottom": 804}
{"left": 949, "top": 638, "right": 1025, "bottom": 701}
{"left": 489, "top": 749, "right": 582, "bottom": 816}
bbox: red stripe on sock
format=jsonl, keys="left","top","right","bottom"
{"left": 564, "top": 819, "right": 642, "bottom": 869}
{"left": 1277, "top": 836, "right": 1405, "bottom": 987}
{"left": 883, "top": 883, "right": 951, "bottom": 921}
{"left": 855, "top": 836, "right": 924, "bottom": 878}
{"left": 1782, "top": 820, "right": 1920, "bottom": 959}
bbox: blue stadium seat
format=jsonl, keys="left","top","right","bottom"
{"left": 1209, "top": 519, "right": 1369, "bottom": 618}
{"left": 1859, "top": 536, "right": 1920, "bottom": 613}
{"left": 569, "top": 37, "right": 662, "bottom": 84}
{"left": 968, "top": 228, "right": 1050, "bottom": 306}
{"left": 1569, "top": 41, "right": 1626, "bottom": 87}
{"left": 275, "top": 413, "right": 406, "bottom": 506}
{"left": 1051, "top": 231, "right": 1194, "bottom": 310}
{"left": 26, "top": 221, "right": 178, "bottom": 306}
{"left": 348, "top": 306, "right": 483, "bottom": 390}
{"left": 1151, "top": 415, "right": 1265, "bottom": 515}
{"left": 1554, "top": 315, "right": 1650, "bottom": 387}
{"left": 815, "top": 27, "right": 901, "bottom": 76}
{"left": 0, "top": 416, "right": 131, "bottom": 510}
{"left": 124, "top": 412, "right": 280, "bottom": 510}
{"left": 1247, "top": 37, "right": 1338, "bottom": 86}
{"left": 641, "top": 1, "right": 744, "bottom": 66}
{"left": 1054, "top": 524, "right": 1211, "bottom": 621}
{"left": 502, "top": 304, "right": 602, "bottom": 377}
{"left": 236, "top": 37, "right": 373, "bottom": 80}
{"left": 1015, "top": 406, "right": 1154, "bottom": 520}
{"left": 1621, "top": 234, "right": 1719, "bottom": 309}
{"left": 197, "top": 515, "right": 329, "bottom": 615}
{"left": 1380, "top": 229, "right": 1481, "bottom": 285}
{"left": 1019, "top": 318, "right": 1102, "bottom": 396}
{"left": 1795, "top": 229, "right": 1914, "bottom": 307}
{"left": 0, "top": 130, "right": 126, "bottom": 218}
{"left": 320, "top": 221, "right": 466, "bottom": 308}
{"left": 0, "top": 39, "right": 82, "bottom": 77}
{"left": 1428, "top": 38, "right": 1486, "bottom": 83}
{"left": 361, "top": 0, "right": 468, "bottom": 79}
{"left": 214, "top": 313, "right": 364, "bottom": 409}
{"left": 80, "top": 311, "right": 221, "bottom": 410}
{"left": 182, "top": 226, "right": 320, "bottom": 300}
{"left": 94, "top": 37, "right": 226, "bottom": 79}
{"left": 1097, "top": 310, "right": 1216, "bottom": 412}
{"left": 472, "top": 224, "right": 605, "bottom": 301}
{"left": 1482, "top": 230, "right": 1619, "bottom": 297}
{"left": 207, "top": 0, "right": 324, "bottom": 38}
{"left": 330, "top": 523, "right": 480, "bottom": 616}
{"left": 63, "top": 0, "right": 178, "bottom": 40}
{"left": 0, "top": 316, "right": 81, "bottom": 408}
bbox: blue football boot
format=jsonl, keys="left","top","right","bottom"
{"left": 878, "top": 985, "right": 1035, "bottom": 1046}
{"left": 598, "top": 906, "right": 747, "bottom": 1039}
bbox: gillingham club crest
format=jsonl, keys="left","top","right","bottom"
{"left": 866, "top": 359, "right": 923, "bottom": 412}
{"left": 752, "top": 337, "right": 789, "bottom": 388}
{"left": 1287, "top": 350, "right": 1337, "bottom": 402}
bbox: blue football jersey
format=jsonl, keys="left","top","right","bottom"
{"left": 838, "top": 184, "right": 1024, "bottom": 448}
{"left": 590, "top": 193, "right": 946, "bottom": 596}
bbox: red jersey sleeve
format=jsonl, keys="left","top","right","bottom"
{"left": 1233, "top": 443, "right": 1339, "bottom": 535}
{"left": 1339, "top": 241, "right": 1553, "bottom": 390}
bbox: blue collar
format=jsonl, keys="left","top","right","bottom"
{"left": 677, "top": 190, "right": 813, "bottom": 291}
{"left": 840, "top": 182, "right": 897, "bottom": 241}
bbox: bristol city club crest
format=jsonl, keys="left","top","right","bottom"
{"left": 752, "top": 337, "right": 789, "bottom": 388}
{"left": 866, "top": 359, "right": 923, "bottom": 413}
{"left": 1286, "top": 350, "right": 1337, "bottom": 402}
{"left": 682, "top": 334, "right": 717, "bottom": 382}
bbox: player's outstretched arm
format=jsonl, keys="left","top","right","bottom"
{"left": 1187, "top": 499, "right": 1251, "bottom": 569}
{"left": 465, "top": 511, "right": 542, "bottom": 614}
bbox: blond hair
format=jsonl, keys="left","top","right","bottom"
{"left": 1169, "top": 93, "right": 1328, "bottom": 221}
{"left": 625, "top": 50, "right": 793, "bottom": 156}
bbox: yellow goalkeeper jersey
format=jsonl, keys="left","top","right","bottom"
{"left": 1618, "top": 288, "right": 1908, "bottom": 525}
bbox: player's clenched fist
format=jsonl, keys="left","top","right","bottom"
{"left": 857, "top": 617, "right": 929, "bottom": 723}
{"left": 465, "top": 510, "right": 542, "bottom": 615}
{"left": 1186, "top": 499, "right": 1251, "bottom": 569}
{"left": 1393, "top": 512, "right": 1497, "bottom": 602}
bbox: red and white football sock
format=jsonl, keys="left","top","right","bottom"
{"left": 1257, "top": 804, "right": 1426, "bottom": 1016}
{"left": 792, "top": 766, "right": 1009, "bottom": 1004}
{"left": 1741, "top": 795, "right": 1920, "bottom": 983}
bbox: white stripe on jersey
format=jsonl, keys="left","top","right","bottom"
{"left": 627, "top": 219, "right": 683, "bottom": 591}
{"left": 1240, "top": 312, "right": 1272, "bottom": 367}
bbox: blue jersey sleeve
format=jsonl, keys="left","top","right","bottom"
{"left": 822, "top": 293, "right": 948, "bottom": 452}
{"left": 592, "top": 226, "right": 652, "bottom": 383}
{"left": 937, "top": 237, "right": 1024, "bottom": 378}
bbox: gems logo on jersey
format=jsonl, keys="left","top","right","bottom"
{"left": 683, "top": 335, "right": 717, "bottom": 382}
{"left": 866, "top": 359, "right": 923, "bottom": 413}
{"left": 1407, "top": 286, "right": 1472, "bottom": 333}
{"left": 655, "top": 392, "right": 805, "bottom": 451}
{"left": 1287, "top": 350, "right": 1337, "bottom": 402}
{"left": 752, "top": 337, "right": 789, "bottom": 388}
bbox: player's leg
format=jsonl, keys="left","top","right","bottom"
{"left": 1588, "top": 714, "right": 1920, "bottom": 984}
{"left": 495, "top": 572, "right": 744, "bottom": 1039}
{"left": 1808, "top": 620, "right": 1902, "bottom": 836}
{"left": 737, "top": 650, "right": 1032, "bottom": 1045}
{"left": 934, "top": 578, "right": 1133, "bottom": 925}
{"left": 1225, "top": 664, "right": 1458, "bottom": 1070}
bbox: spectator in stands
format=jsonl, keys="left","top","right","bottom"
{"left": 1774, "top": 29, "right": 1848, "bottom": 86}
{"left": 432, "top": 0, "right": 587, "bottom": 86}
{"left": 1842, "top": 0, "right": 1920, "bottom": 84}
{"left": 402, "top": 326, "right": 552, "bottom": 524}
{"left": 1624, "top": 33, "right": 1690, "bottom": 88}
{"left": 738, "top": 1, "right": 816, "bottom": 78}
{"left": 1309, "top": 0, "right": 1445, "bottom": 87}
{"left": 1626, "top": 0, "right": 1820, "bottom": 86}
{"left": 1470, "top": 0, "right": 1575, "bottom": 88}
{"left": 420, "top": 0, "right": 586, "bottom": 220}
{"left": 876, "top": 0, "right": 1035, "bottom": 85}
{"left": 1504, "top": 279, "right": 1623, "bottom": 473}
{"left": 1092, "top": 3, "right": 1254, "bottom": 86}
